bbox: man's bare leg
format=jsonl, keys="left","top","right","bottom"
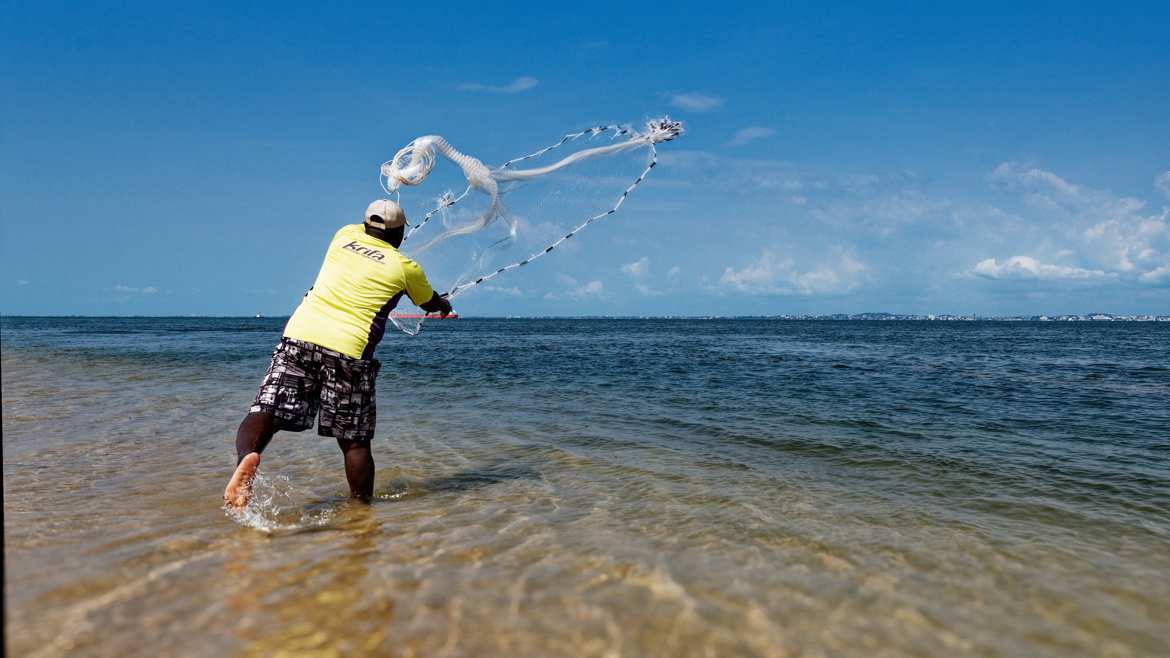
{"left": 337, "top": 438, "right": 375, "bottom": 502}
{"left": 224, "top": 412, "right": 278, "bottom": 509}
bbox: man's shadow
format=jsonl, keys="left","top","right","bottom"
{"left": 375, "top": 460, "right": 542, "bottom": 502}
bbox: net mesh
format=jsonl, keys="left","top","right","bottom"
{"left": 378, "top": 118, "right": 684, "bottom": 335}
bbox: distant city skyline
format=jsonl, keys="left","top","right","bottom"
{"left": 2, "top": 2, "right": 1168, "bottom": 316}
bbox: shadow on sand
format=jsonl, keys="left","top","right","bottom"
{"left": 377, "top": 461, "right": 542, "bottom": 502}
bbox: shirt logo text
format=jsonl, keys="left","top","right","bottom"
{"left": 342, "top": 241, "right": 385, "bottom": 262}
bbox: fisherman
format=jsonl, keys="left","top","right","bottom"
{"left": 224, "top": 200, "right": 452, "bottom": 508}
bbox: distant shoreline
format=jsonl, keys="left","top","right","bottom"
{"left": 3, "top": 313, "right": 1168, "bottom": 322}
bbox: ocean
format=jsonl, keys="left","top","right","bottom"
{"left": 2, "top": 316, "right": 1168, "bottom": 657}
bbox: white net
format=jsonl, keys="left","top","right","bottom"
{"left": 379, "top": 118, "right": 684, "bottom": 335}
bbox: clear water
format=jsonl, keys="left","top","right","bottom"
{"left": 3, "top": 317, "right": 1169, "bottom": 657}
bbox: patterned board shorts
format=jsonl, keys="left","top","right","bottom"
{"left": 250, "top": 337, "right": 380, "bottom": 442}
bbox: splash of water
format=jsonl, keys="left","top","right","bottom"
{"left": 224, "top": 471, "right": 337, "bottom": 533}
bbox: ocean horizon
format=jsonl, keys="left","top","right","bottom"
{"left": 4, "top": 313, "right": 1168, "bottom": 320}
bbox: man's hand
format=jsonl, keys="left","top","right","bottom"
{"left": 420, "top": 292, "right": 453, "bottom": 318}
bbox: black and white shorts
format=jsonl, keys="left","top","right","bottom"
{"left": 250, "top": 337, "right": 380, "bottom": 442}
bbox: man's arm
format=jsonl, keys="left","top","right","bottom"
{"left": 419, "top": 292, "right": 453, "bottom": 318}
{"left": 400, "top": 258, "right": 453, "bottom": 317}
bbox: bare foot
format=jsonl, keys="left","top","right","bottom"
{"left": 224, "top": 452, "right": 261, "bottom": 510}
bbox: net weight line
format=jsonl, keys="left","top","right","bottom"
{"left": 446, "top": 148, "right": 657, "bottom": 298}
{"left": 387, "top": 118, "right": 683, "bottom": 335}
{"left": 403, "top": 188, "right": 468, "bottom": 243}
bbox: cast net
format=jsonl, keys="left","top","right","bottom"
{"left": 378, "top": 117, "right": 684, "bottom": 335}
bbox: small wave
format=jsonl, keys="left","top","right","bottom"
{"left": 224, "top": 472, "right": 337, "bottom": 533}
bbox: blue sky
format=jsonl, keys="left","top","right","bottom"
{"left": 3, "top": 1, "right": 1169, "bottom": 316}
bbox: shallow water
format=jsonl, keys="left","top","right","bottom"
{"left": 3, "top": 317, "right": 1169, "bottom": 657}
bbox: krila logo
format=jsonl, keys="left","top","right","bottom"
{"left": 342, "top": 241, "right": 386, "bottom": 262}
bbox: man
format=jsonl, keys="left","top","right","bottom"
{"left": 224, "top": 199, "right": 452, "bottom": 508}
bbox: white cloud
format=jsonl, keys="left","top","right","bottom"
{"left": 982, "top": 162, "right": 1170, "bottom": 282}
{"left": 568, "top": 280, "right": 603, "bottom": 299}
{"left": 988, "top": 162, "right": 1087, "bottom": 210}
{"left": 1156, "top": 171, "right": 1170, "bottom": 201}
{"left": 113, "top": 284, "right": 158, "bottom": 294}
{"left": 808, "top": 190, "right": 957, "bottom": 241}
{"left": 482, "top": 285, "right": 523, "bottom": 297}
{"left": 967, "top": 256, "right": 1111, "bottom": 281}
{"left": 622, "top": 257, "right": 666, "bottom": 294}
{"left": 16, "top": 279, "right": 30, "bottom": 286}
{"left": 458, "top": 76, "right": 538, "bottom": 94}
{"left": 668, "top": 92, "right": 723, "bottom": 112}
{"left": 727, "top": 126, "right": 775, "bottom": 147}
{"left": 655, "top": 150, "right": 924, "bottom": 204}
{"left": 1140, "top": 263, "right": 1170, "bottom": 284}
{"left": 620, "top": 256, "right": 649, "bottom": 278}
{"left": 667, "top": 266, "right": 681, "bottom": 280}
{"left": 544, "top": 276, "right": 604, "bottom": 301}
{"left": 720, "top": 249, "right": 866, "bottom": 295}
{"left": 1081, "top": 211, "right": 1169, "bottom": 272}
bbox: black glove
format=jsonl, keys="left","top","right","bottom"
{"left": 420, "top": 292, "right": 453, "bottom": 318}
